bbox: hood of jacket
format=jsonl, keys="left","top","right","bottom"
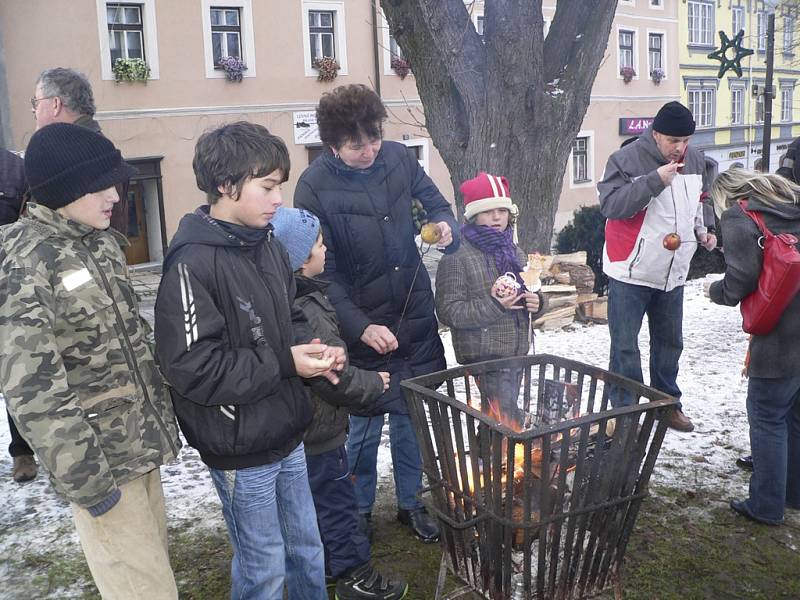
{"left": 740, "top": 194, "right": 800, "bottom": 223}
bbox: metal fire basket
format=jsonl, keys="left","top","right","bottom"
{"left": 401, "top": 354, "right": 677, "bottom": 600}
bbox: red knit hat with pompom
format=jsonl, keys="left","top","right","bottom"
{"left": 460, "top": 172, "right": 515, "bottom": 220}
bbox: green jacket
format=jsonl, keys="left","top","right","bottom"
{"left": 0, "top": 203, "right": 180, "bottom": 508}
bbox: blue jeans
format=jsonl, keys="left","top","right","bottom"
{"left": 209, "top": 443, "right": 327, "bottom": 600}
{"left": 742, "top": 375, "right": 800, "bottom": 523}
{"left": 607, "top": 278, "right": 683, "bottom": 408}
{"left": 347, "top": 413, "right": 423, "bottom": 513}
{"left": 306, "top": 445, "right": 370, "bottom": 577}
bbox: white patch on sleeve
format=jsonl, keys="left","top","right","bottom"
{"left": 62, "top": 268, "right": 93, "bottom": 291}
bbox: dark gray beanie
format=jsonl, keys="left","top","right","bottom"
{"left": 24, "top": 122, "right": 136, "bottom": 210}
{"left": 652, "top": 101, "right": 696, "bottom": 137}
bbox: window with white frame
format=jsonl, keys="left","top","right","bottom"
{"left": 648, "top": 33, "right": 663, "bottom": 73}
{"left": 107, "top": 4, "right": 145, "bottom": 63}
{"left": 309, "top": 10, "right": 335, "bottom": 60}
{"left": 302, "top": 1, "right": 348, "bottom": 77}
{"left": 201, "top": 0, "right": 256, "bottom": 79}
{"left": 732, "top": 6, "right": 745, "bottom": 36}
{"left": 650, "top": 0, "right": 663, "bottom": 7}
{"left": 731, "top": 87, "right": 745, "bottom": 125}
{"left": 210, "top": 7, "right": 241, "bottom": 64}
{"left": 758, "top": 12, "right": 767, "bottom": 51}
{"left": 755, "top": 94, "right": 765, "bottom": 123}
{"left": 688, "top": 1, "right": 713, "bottom": 46}
{"left": 688, "top": 87, "right": 714, "bottom": 128}
{"left": 389, "top": 34, "right": 404, "bottom": 60}
{"left": 399, "top": 138, "right": 429, "bottom": 173}
{"left": 618, "top": 30, "right": 634, "bottom": 69}
{"left": 782, "top": 87, "right": 793, "bottom": 122}
{"left": 784, "top": 16, "right": 794, "bottom": 54}
{"left": 96, "top": 0, "right": 159, "bottom": 80}
{"left": 476, "top": 15, "right": 484, "bottom": 39}
{"left": 572, "top": 137, "right": 590, "bottom": 184}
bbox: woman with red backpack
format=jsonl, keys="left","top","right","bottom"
{"left": 707, "top": 168, "right": 800, "bottom": 525}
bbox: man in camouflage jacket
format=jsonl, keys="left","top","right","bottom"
{"left": 0, "top": 123, "right": 181, "bottom": 600}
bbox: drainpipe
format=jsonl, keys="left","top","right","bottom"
{"left": 371, "top": 0, "right": 382, "bottom": 98}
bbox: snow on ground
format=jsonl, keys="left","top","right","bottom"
{"left": 0, "top": 276, "right": 752, "bottom": 589}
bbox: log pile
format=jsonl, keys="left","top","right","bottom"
{"left": 522, "top": 251, "right": 608, "bottom": 329}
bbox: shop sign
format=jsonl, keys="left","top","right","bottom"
{"left": 618, "top": 117, "right": 654, "bottom": 136}
{"left": 728, "top": 150, "right": 746, "bottom": 159}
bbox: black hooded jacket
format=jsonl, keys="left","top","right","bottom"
{"left": 154, "top": 207, "right": 314, "bottom": 469}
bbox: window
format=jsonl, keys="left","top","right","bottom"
{"left": 758, "top": 12, "right": 767, "bottom": 51}
{"left": 731, "top": 87, "right": 744, "bottom": 125}
{"left": 688, "top": 1, "right": 713, "bottom": 46}
{"left": 399, "top": 138, "right": 429, "bottom": 173}
{"left": 784, "top": 16, "right": 794, "bottom": 54}
{"left": 782, "top": 87, "right": 793, "bottom": 122}
{"left": 572, "top": 137, "right": 590, "bottom": 184}
{"left": 476, "top": 15, "right": 484, "bottom": 38}
{"left": 688, "top": 88, "right": 714, "bottom": 128}
{"left": 201, "top": 1, "right": 256, "bottom": 79}
{"left": 210, "top": 7, "right": 241, "bottom": 64}
{"left": 650, "top": 0, "right": 663, "bottom": 7}
{"left": 96, "top": 0, "right": 159, "bottom": 80}
{"left": 389, "top": 35, "right": 404, "bottom": 60}
{"left": 302, "top": 1, "right": 348, "bottom": 77}
{"left": 619, "top": 30, "right": 634, "bottom": 69}
{"left": 107, "top": 3, "right": 144, "bottom": 63}
{"left": 309, "top": 10, "right": 335, "bottom": 60}
{"left": 755, "top": 94, "right": 765, "bottom": 123}
{"left": 732, "top": 6, "right": 745, "bottom": 36}
{"left": 648, "top": 33, "right": 663, "bottom": 72}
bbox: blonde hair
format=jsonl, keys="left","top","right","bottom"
{"left": 709, "top": 168, "right": 800, "bottom": 218}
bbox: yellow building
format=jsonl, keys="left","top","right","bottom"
{"left": 680, "top": 1, "right": 800, "bottom": 172}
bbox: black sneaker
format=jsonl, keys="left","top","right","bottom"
{"left": 736, "top": 455, "right": 754, "bottom": 471}
{"left": 335, "top": 563, "right": 408, "bottom": 600}
{"left": 397, "top": 507, "right": 440, "bottom": 543}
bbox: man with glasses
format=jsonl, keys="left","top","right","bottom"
{"left": 31, "top": 68, "right": 128, "bottom": 233}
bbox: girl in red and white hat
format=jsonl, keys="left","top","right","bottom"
{"left": 435, "top": 172, "right": 544, "bottom": 420}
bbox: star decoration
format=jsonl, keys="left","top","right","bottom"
{"left": 707, "top": 30, "right": 754, "bottom": 79}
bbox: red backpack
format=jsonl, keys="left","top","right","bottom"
{"left": 738, "top": 199, "right": 800, "bottom": 335}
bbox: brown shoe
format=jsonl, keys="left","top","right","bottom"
{"left": 665, "top": 408, "right": 694, "bottom": 432}
{"left": 12, "top": 454, "right": 37, "bottom": 483}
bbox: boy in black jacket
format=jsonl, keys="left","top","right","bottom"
{"left": 154, "top": 122, "right": 344, "bottom": 600}
{"left": 272, "top": 207, "right": 408, "bottom": 600}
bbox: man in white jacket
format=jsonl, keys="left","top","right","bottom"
{"left": 598, "top": 101, "right": 717, "bottom": 432}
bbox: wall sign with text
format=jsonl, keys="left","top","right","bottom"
{"left": 618, "top": 118, "right": 654, "bottom": 136}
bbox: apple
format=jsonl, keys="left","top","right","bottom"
{"left": 662, "top": 232, "right": 682, "bottom": 251}
{"left": 420, "top": 222, "right": 442, "bottom": 244}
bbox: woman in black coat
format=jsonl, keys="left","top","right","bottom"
{"left": 707, "top": 168, "right": 800, "bottom": 525}
{"left": 294, "top": 84, "right": 459, "bottom": 543}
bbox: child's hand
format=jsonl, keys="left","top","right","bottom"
{"left": 491, "top": 288, "right": 524, "bottom": 310}
{"left": 378, "top": 371, "right": 390, "bottom": 391}
{"left": 291, "top": 343, "right": 340, "bottom": 385}
{"left": 522, "top": 291, "right": 541, "bottom": 313}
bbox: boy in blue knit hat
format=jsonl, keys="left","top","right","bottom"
{"left": 272, "top": 206, "right": 408, "bottom": 600}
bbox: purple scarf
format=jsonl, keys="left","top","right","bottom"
{"left": 461, "top": 223, "right": 526, "bottom": 291}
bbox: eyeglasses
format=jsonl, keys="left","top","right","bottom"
{"left": 30, "top": 96, "right": 53, "bottom": 110}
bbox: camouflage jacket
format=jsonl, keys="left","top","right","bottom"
{"left": 0, "top": 203, "right": 180, "bottom": 508}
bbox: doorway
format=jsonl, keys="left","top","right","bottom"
{"left": 124, "top": 182, "right": 150, "bottom": 264}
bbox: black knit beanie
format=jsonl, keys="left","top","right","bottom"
{"left": 652, "top": 101, "right": 696, "bottom": 137}
{"left": 24, "top": 122, "right": 137, "bottom": 210}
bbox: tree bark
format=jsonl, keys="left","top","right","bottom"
{"left": 380, "top": 0, "right": 619, "bottom": 252}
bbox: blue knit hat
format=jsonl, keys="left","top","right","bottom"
{"left": 271, "top": 207, "right": 321, "bottom": 271}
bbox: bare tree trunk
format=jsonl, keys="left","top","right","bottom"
{"left": 380, "top": 0, "right": 619, "bottom": 252}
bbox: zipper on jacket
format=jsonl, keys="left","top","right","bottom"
{"left": 628, "top": 238, "right": 645, "bottom": 279}
{"left": 83, "top": 239, "right": 180, "bottom": 457}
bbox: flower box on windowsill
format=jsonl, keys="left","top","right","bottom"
{"left": 112, "top": 58, "right": 150, "bottom": 83}
{"left": 312, "top": 57, "right": 340, "bottom": 82}
{"left": 216, "top": 56, "right": 248, "bottom": 82}
{"left": 619, "top": 66, "right": 637, "bottom": 84}
{"left": 391, "top": 56, "right": 411, "bottom": 80}
{"left": 650, "top": 68, "right": 665, "bottom": 85}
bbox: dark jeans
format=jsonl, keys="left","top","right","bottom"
{"left": 7, "top": 409, "right": 33, "bottom": 458}
{"left": 607, "top": 279, "right": 683, "bottom": 408}
{"left": 742, "top": 375, "right": 800, "bottom": 523}
{"left": 306, "top": 445, "right": 370, "bottom": 578}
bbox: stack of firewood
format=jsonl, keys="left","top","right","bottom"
{"left": 524, "top": 251, "right": 607, "bottom": 330}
